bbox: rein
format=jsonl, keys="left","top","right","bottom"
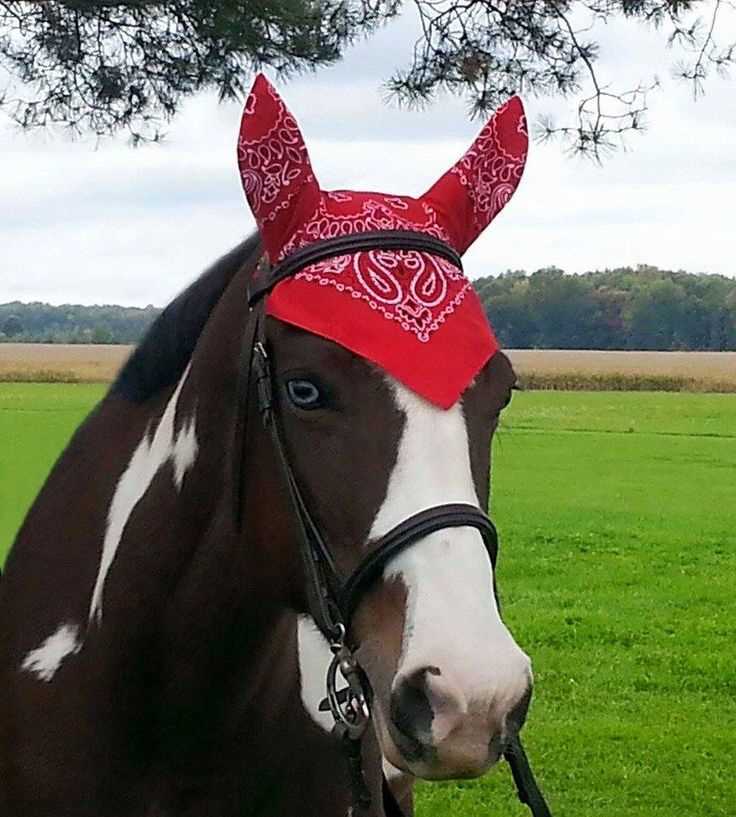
{"left": 235, "top": 230, "right": 553, "bottom": 817}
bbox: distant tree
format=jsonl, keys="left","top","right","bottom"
{"left": 0, "top": 301, "right": 159, "bottom": 344}
{"left": 1, "top": 314, "right": 23, "bottom": 338}
{"left": 586, "top": 286, "right": 627, "bottom": 349}
{"left": 627, "top": 279, "right": 687, "bottom": 350}
{"left": 483, "top": 275, "right": 540, "bottom": 348}
{"left": 719, "top": 288, "right": 736, "bottom": 349}
{"left": 526, "top": 267, "right": 599, "bottom": 348}
{"left": 91, "top": 325, "right": 114, "bottom": 344}
{"left": 0, "top": 1, "right": 733, "bottom": 158}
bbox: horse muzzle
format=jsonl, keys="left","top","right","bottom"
{"left": 381, "top": 664, "right": 533, "bottom": 780}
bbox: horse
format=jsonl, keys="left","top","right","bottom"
{"left": 0, "top": 75, "right": 547, "bottom": 817}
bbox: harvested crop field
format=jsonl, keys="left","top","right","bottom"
{"left": 0, "top": 343, "right": 131, "bottom": 383}
{"left": 1, "top": 344, "right": 735, "bottom": 392}
{"left": 506, "top": 349, "right": 736, "bottom": 392}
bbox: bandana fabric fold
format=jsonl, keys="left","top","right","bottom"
{"left": 237, "top": 74, "right": 528, "bottom": 409}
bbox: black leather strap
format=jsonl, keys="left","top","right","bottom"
{"left": 340, "top": 503, "right": 498, "bottom": 626}
{"left": 251, "top": 332, "right": 345, "bottom": 641}
{"left": 231, "top": 296, "right": 343, "bottom": 639}
{"left": 248, "top": 229, "right": 463, "bottom": 305}
{"left": 504, "top": 735, "right": 553, "bottom": 817}
{"left": 231, "top": 299, "right": 263, "bottom": 532}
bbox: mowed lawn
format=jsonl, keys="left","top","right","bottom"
{"left": 1, "top": 385, "right": 734, "bottom": 816}
{"left": 0, "top": 384, "right": 107, "bottom": 552}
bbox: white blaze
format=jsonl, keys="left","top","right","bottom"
{"left": 88, "top": 365, "right": 198, "bottom": 623}
{"left": 21, "top": 623, "right": 82, "bottom": 682}
{"left": 376, "top": 378, "right": 530, "bottom": 715}
{"left": 296, "top": 377, "right": 529, "bottom": 752}
{"left": 297, "top": 614, "right": 335, "bottom": 732}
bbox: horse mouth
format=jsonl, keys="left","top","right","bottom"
{"left": 374, "top": 703, "right": 504, "bottom": 781}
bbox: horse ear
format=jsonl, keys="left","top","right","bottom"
{"left": 237, "top": 73, "right": 321, "bottom": 262}
{"left": 420, "top": 96, "right": 528, "bottom": 255}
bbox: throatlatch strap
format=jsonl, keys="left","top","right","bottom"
{"left": 248, "top": 229, "right": 463, "bottom": 305}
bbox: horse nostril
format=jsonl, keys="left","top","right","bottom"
{"left": 390, "top": 665, "right": 469, "bottom": 759}
{"left": 390, "top": 667, "right": 435, "bottom": 750}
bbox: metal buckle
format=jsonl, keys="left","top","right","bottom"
{"left": 326, "top": 627, "right": 371, "bottom": 741}
{"left": 252, "top": 342, "right": 273, "bottom": 424}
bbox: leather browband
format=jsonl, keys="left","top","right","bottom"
{"left": 248, "top": 229, "right": 463, "bottom": 305}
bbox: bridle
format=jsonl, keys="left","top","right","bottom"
{"left": 233, "top": 229, "right": 553, "bottom": 817}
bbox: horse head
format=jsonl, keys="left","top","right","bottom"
{"left": 236, "top": 74, "right": 532, "bottom": 782}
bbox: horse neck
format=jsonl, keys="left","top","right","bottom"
{"left": 162, "top": 262, "right": 304, "bottom": 616}
{"left": 138, "top": 270, "right": 373, "bottom": 813}
{"left": 5, "top": 258, "right": 299, "bottom": 667}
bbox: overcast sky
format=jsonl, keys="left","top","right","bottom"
{"left": 1, "top": 4, "right": 734, "bottom": 307}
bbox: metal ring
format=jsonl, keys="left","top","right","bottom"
{"left": 326, "top": 648, "right": 371, "bottom": 740}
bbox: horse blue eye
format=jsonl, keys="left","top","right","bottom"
{"left": 286, "top": 378, "right": 323, "bottom": 409}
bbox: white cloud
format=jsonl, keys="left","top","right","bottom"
{"left": 1, "top": 3, "right": 734, "bottom": 307}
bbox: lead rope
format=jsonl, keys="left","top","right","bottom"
{"left": 504, "top": 736, "right": 553, "bottom": 817}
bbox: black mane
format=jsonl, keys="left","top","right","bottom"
{"left": 111, "top": 234, "right": 261, "bottom": 402}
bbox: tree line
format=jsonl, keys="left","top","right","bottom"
{"left": 2, "top": 265, "right": 736, "bottom": 350}
{"left": 0, "top": 302, "right": 159, "bottom": 345}
{"left": 477, "top": 265, "right": 736, "bottom": 351}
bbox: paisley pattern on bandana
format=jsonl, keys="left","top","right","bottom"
{"left": 296, "top": 251, "right": 469, "bottom": 344}
{"left": 236, "top": 77, "right": 319, "bottom": 252}
{"left": 280, "top": 194, "right": 450, "bottom": 259}
{"left": 274, "top": 192, "right": 465, "bottom": 343}
{"left": 237, "top": 110, "right": 312, "bottom": 223}
{"left": 236, "top": 74, "right": 528, "bottom": 409}
{"left": 449, "top": 99, "right": 527, "bottom": 236}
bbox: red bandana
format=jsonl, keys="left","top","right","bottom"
{"left": 237, "top": 74, "right": 527, "bottom": 409}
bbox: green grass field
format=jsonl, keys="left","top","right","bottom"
{"left": 1, "top": 385, "right": 734, "bottom": 816}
